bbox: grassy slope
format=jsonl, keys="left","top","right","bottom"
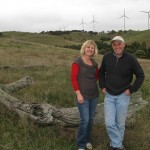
{"left": 123, "top": 30, "right": 150, "bottom": 47}
{"left": 2, "top": 30, "right": 150, "bottom": 47}
{"left": 58, "top": 31, "right": 102, "bottom": 43}
{"left": 2, "top": 31, "right": 80, "bottom": 46}
{"left": 0, "top": 31, "right": 150, "bottom": 150}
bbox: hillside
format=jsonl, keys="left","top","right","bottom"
{"left": 1, "top": 30, "right": 150, "bottom": 47}
{"left": 123, "top": 30, "right": 150, "bottom": 47}
{"left": 2, "top": 31, "right": 80, "bottom": 47}
{"left": 0, "top": 30, "right": 150, "bottom": 150}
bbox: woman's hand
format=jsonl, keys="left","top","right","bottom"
{"left": 77, "top": 94, "right": 84, "bottom": 103}
{"left": 75, "top": 90, "right": 84, "bottom": 104}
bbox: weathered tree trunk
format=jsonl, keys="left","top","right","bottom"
{"left": 0, "top": 65, "right": 49, "bottom": 70}
{"left": 0, "top": 76, "right": 33, "bottom": 93}
{"left": 0, "top": 77, "right": 148, "bottom": 127}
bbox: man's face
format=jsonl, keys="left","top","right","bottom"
{"left": 112, "top": 41, "right": 125, "bottom": 56}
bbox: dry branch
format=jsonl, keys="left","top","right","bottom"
{"left": 0, "top": 76, "right": 33, "bottom": 93}
{"left": 0, "top": 76, "right": 148, "bottom": 127}
{"left": 0, "top": 65, "right": 49, "bottom": 70}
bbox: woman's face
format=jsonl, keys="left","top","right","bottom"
{"left": 84, "top": 44, "right": 95, "bottom": 57}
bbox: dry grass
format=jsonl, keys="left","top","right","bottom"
{"left": 0, "top": 32, "right": 150, "bottom": 150}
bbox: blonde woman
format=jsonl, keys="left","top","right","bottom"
{"left": 71, "top": 40, "right": 99, "bottom": 150}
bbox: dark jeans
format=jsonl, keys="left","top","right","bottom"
{"left": 77, "top": 97, "right": 98, "bottom": 149}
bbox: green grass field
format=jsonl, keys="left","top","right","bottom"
{"left": 0, "top": 31, "right": 150, "bottom": 150}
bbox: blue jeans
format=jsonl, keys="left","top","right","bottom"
{"left": 77, "top": 97, "right": 98, "bottom": 149}
{"left": 104, "top": 92, "right": 130, "bottom": 148}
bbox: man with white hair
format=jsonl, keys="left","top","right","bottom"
{"left": 99, "top": 36, "right": 144, "bottom": 150}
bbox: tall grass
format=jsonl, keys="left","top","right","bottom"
{"left": 0, "top": 32, "right": 150, "bottom": 150}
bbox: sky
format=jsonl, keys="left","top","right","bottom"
{"left": 0, "top": 0, "right": 150, "bottom": 33}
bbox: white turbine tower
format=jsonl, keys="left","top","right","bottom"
{"left": 90, "top": 15, "right": 98, "bottom": 32}
{"left": 119, "top": 9, "right": 129, "bottom": 31}
{"left": 60, "top": 25, "right": 67, "bottom": 31}
{"left": 80, "top": 18, "right": 86, "bottom": 31}
{"left": 140, "top": 11, "right": 150, "bottom": 30}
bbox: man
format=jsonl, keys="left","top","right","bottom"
{"left": 99, "top": 36, "right": 144, "bottom": 150}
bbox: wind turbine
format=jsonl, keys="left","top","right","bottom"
{"left": 60, "top": 25, "right": 68, "bottom": 31}
{"left": 119, "top": 9, "right": 129, "bottom": 30}
{"left": 140, "top": 11, "right": 150, "bottom": 30}
{"left": 90, "top": 15, "right": 98, "bottom": 32}
{"left": 80, "top": 18, "right": 86, "bottom": 31}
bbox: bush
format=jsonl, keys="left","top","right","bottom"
{"left": 134, "top": 50, "right": 146, "bottom": 58}
{"left": 0, "top": 32, "right": 3, "bottom": 37}
{"left": 100, "top": 36, "right": 111, "bottom": 42}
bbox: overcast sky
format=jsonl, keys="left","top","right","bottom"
{"left": 0, "top": 0, "right": 150, "bottom": 32}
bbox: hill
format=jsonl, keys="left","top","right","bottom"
{"left": 1, "top": 29, "right": 150, "bottom": 47}
{"left": 0, "top": 30, "right": 150, "bottom": 150}
{"left": 123, "top": 30, "right": 150, "bottom": 47}
{"left": 2, "top": 30, "right": 150, "bottom": 59}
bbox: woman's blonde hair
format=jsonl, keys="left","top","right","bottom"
{"left": 80, "top": 40, "right": 98, "bottom": 57}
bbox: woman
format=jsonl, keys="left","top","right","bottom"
{"left": 71, "top": 40, "right": 99, "bottom": 150}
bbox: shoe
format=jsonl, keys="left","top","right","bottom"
{"left": 109, "top": 146, "right": 115, "bottom": 150}
{"left": 115, "top": 145, "right": 126, "bottom": 150}
{"left": 86, "top": 143, "right": 93, "bottom": 150}
{"left": 113, "top": 147, "right": 124, "bottom": 150}
{"left": 109, "top": 144, "right": 125, "bottom": 150}
{"left": 115, "top": 148, "right": 125, "bottom": 150}
{"left": 109, "top": 146, "right": 123, "bottom": 150}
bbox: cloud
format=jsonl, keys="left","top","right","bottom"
{"left": 0, "top": 0, "right": 150, "bottom": 32}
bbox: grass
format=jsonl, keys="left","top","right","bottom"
{"left": 0, "top": 31, "right": 150, "bottom": 150}
{"left": 124, "top": 30, "right": 150, "bottom": 47}
{"left": 2, "top": 31, "right": 80, "bottom": 47}
{"left": 0, "top": 106, "right": 77, "bottom": 150}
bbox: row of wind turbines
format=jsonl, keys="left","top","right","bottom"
{"left": 80, "top": 15, "right": 98, "bottom": 32}
{"left": 80, "top": 9, "right": 150, "bottom": 32}
{"left": 59, "top": 17, "right": 97, "bottom": 32}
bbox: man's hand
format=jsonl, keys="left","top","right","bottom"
{"left": 124, "top": 89, "right": 131, "bottom": 96}
{"left": 102, "top": 88, "right": 107, "bottom": 94}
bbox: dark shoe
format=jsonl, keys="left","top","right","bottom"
{"left": 109, "top": 146, "right": 115, "bottom": 150}
{"left": 109, "top": 147, "right": 124, "bottom": 150}
{"left": 116, "top": 145, "right": 126, "bottom": 150}
{"left": 114, "top": 147, "right": 125, "bottom": 150}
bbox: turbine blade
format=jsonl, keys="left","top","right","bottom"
{"left": 119, "top": 15, "right": 124, "bottom": 19}
{"left": 140, "top": 11, "right": 148, "bottom": 13}
{"left": 125, "top": 16, "right": 130, "bottom": 19}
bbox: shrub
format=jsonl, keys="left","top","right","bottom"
{"left": 0, "top": 32, "right": 3, "bottom": 37}
{"left": 134, "top": 50, "right": 146, "bottom": 58}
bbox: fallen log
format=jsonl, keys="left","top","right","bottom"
{"left": 0, "top": 77, "right": 148, "bottom": 127}
{"left": 0, "top": 65, "right": 49, "bottom": 70}
{"left": 0, "top": 76, "right": 33, "bottom": 93}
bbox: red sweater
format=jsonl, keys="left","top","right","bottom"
{"left": 71, "top": 63, "right": 99, "bottom": 91}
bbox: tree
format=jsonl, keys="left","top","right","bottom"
{"left": 0, "top": 32, "right": 3, "bottom": 37}
{"left": 144, "top": 47, "right": 150, "bottom": 58}
{"left": 0, "top": 76, "right": 148, "bottom": 127}
{"left": 141, "top": 42, "right": 147, "bottom": 50}
{"left": 134, "top": 50, "right": 146, "bottom": 58}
